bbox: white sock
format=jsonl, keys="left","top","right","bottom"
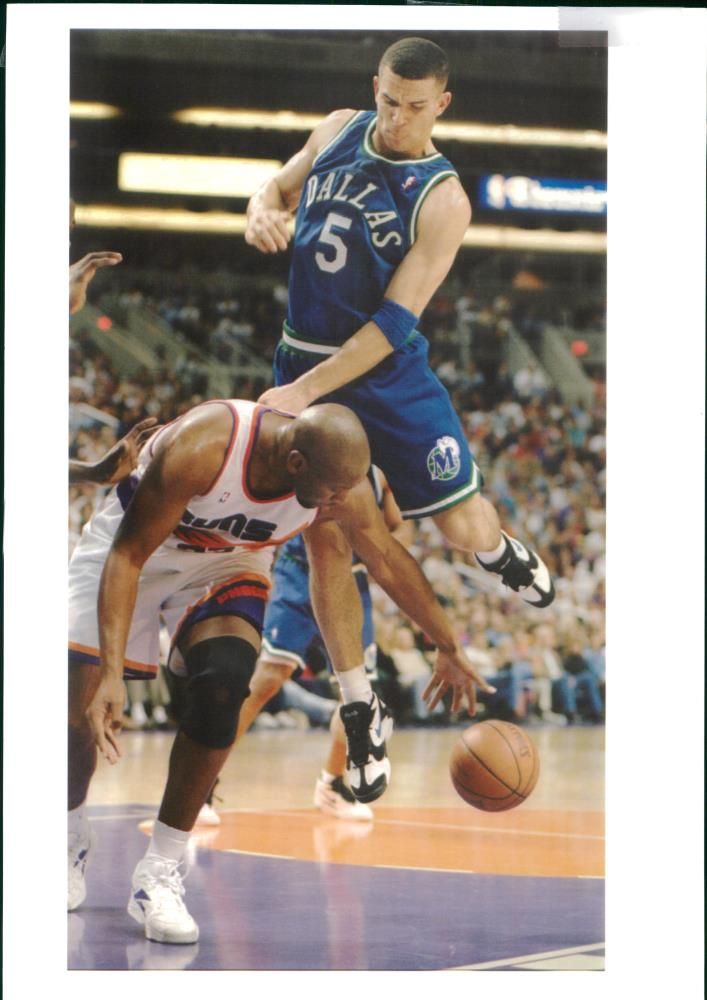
{"left": 476, "top": 536, "right": 507, "bottom": 563}
{"left": 335, "top": 665, "right": 373, "bottom": 705}
{"left": 320, "top": 770, "right": 337, "bottom": 785}
{"left": 68, "top": 804, "right": 88, "bottom": 840}
{"left": 148, "top": 819, "right": 191, "bottom": 863}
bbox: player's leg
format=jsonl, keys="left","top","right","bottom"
{"left": 329, "top": 337, "right": 554, "bottom": 608}
{"left": 128, "top": 614, "right": 259, "bottom": 945}
{"left": 433, "top": 496, "right": 555, "bottom": 608}
{"left": 67, "top": 658, "right": 102, "bottom": 911}
{"left": 237, "top": 657, "right": 295, "bottom": 737}
{"left": 306, "top": 520, "right": 393, "bottom": 804}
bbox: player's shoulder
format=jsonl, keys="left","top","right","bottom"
{"left": 309, "top": 108, "right": 361, "bottom": 151}
{"left": 155, "top": 400, "right": 235, "bottom": 460}
{"left": 417, "top": 172, "right": 471, "bottom": 233}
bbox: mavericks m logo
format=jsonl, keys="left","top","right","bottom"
{"left": 427, "top": 436, "right": 462, "bottom": 482}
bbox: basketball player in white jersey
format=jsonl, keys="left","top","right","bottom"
{"left": 68, "top": 398, "right": 494, "bottom": 945}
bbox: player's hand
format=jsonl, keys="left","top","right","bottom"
{"left": 92, "top": 417, "right": 160, "bottom": 484}
{"left": 423, "top": 648, "right": 497, "bottom": 717}
{"left": 258, "top": 382, "right": 313, "bottom": 415}
{"left": 86, "top": 674, "right": 126, "bottom": 765}
{"left": 244, "top": 209, "right": 293, "bottom": 254}
{"left": 69, "top": 251, "right": 123, "bottom": 314}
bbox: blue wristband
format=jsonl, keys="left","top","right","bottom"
{"left": 371, "top": 299, "right": 419, "bottom": 350}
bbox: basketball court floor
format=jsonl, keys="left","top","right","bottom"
{"left": 68, "top": 722, "right": 604, "bottom": 972}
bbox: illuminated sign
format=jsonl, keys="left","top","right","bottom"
{"left": 479, "top": 175, "right": 607, "bottom": 215}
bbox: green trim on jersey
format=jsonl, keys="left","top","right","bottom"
{"left": 409, "top": 170, "right": 460, "bottom": 244}
{"left": 362, "top": 117, "right": 444, "bottom": 165}
{"left": 281, "top": 321, "right": 419, "bottom": 357}
{"left": 400, "top": 461, "right": 483, "bottom": 519}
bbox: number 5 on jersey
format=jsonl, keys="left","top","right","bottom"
{"left": 316, "top": 212, "right": 352, "bottom": 273}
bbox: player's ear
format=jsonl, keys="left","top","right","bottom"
{"left": 373, "top": 75, "right": 380, "bottom": 98}
{"left": 437, "top": 91, "right": 452, "bottom": 117}
{"left": 286, "top": 450, "right": 308, "bottom": 474}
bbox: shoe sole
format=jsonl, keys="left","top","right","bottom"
{"left": 348, "top": 757, "right": 391, "bottom": 803}
{"left": 127, "top": 897, "right": 200, "bottom": 944}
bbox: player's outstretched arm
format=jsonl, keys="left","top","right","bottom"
{"left": 304, "top": 519, "right": 366, "bottom": 672}
{"left": 69, "top": 417, "right": 159, "bottom": 485}
{"left": 69, "top": 250, "right": 123, "bottom": 314}
{"left": 333, "top": 482, "right": 495, "bottom": 714}
{"left": 87, "top": 407, "right": 231, "bottom": 763}
{"left": 258, "top": 178, "right": 471, "bottom": 414}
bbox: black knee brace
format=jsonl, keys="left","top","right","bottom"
{"left": 180, "top": 636, "right": 258, "bottom": 749}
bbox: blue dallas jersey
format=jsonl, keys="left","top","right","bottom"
{"left": 286, "top": 110, "right": 459, "bottom": 348}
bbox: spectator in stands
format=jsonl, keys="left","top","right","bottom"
{"left": 561, "top": 630, "right": 605, "bottom": 723}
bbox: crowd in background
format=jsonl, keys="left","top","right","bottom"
{"left": 70, "top": 271, "right": 606, "bottom": 730}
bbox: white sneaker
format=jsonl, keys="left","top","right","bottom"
{"left": 130, "top": 701, "right": 148, "bottom": 727}
{"left": 542, "top": 710, "right": 568, "bottom": 726}
{"left": 127, "top": 855, "right": 199, "bottom": 944}
{"left": 476, "top": 532, "right": 555, "bottom": 608}
{"left": 253, "top": 712, "right": 279, "bottom": 730}
{"left": 68, "top": 825, "right": 95, "bottom": 912}
{"left": 152, "top": 705, "right": 168, "bottom": 726}
{"left": 314, "top": 776, "right": 374, "bottom": 821}
{"left": 340, "top": 694, "right": 393, "bottom": 803}
{"left": 195, "top": 802, "right": 221, "bottom": 826}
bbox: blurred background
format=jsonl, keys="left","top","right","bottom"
{"left": 69, "top": 29, "right": 606, "bottom": 732}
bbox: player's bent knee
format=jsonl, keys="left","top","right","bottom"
{"left": 181, "top": 636, "right": 258, "bottom": 749}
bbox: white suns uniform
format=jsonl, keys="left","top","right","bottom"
{"left": 68, "top": 400, "right": 318, "bottom": 678}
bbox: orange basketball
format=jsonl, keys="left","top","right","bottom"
{"left": 449, "top": 720, "right": 539, "bottom": 812}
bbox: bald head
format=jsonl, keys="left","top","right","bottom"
{"left": 286, "top": 404, "right": 371, "bottom": 509}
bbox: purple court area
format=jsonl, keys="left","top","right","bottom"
{"left": 69, "top": 804, "right": 604, "bottom": 971}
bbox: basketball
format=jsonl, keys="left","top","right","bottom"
{"left": 449, "top": 720, "right": 539, "bottom": 812}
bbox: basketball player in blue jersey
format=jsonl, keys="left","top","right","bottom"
{"left": 69, "top": 398, "right": 494, "bottom": 944}
{"left": 245, "top": 35, "right": 555, "bottom": 798}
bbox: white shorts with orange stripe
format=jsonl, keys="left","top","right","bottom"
{"left": 68, "top": 512, "right": 274, "bottom": 679}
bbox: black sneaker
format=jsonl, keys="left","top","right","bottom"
{"left": 339, "top": 694, "right": 393, "bottom": 803}
{"left": 476, "top": 532, "right": 555, "bottom": 608}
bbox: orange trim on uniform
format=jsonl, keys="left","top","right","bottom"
{"left": 197, "top": 400, "right": 240, "bottom": 498}
{"left": 68, "top": 641, "right": 158, "bottom": 675}
{"left": 170, "top": 571, "right": 272, "bottom": 644}
{"left": 242, "top": 405, "right": 296, "bottom": 505}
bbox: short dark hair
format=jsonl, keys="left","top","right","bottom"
{"left": 379, "top": 37, "right": 450, "bottom": 85}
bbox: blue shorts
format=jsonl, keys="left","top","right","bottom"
{"left": 261, "top": 549, "right": 375, "bottom": 676}
{"left": 274, "top": 330, "right": 483, "bottom": 518}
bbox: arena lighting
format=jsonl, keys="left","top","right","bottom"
{"left": 462, "top": 225, "right": 606, "bottom": 253}
{"left": 74, "top": 203, "right": 606, "bottom": 253}
{"left": 118, "top": 153, "right": 283, "bottom": 198}
{"left": 74, "top": 204, "right": 251, "bottom": 234}
{"left": 70, "top": 101, "right": 123, "bottom": 119}
{"left": 173, "top": 107, "right": 607, "bottom": 151}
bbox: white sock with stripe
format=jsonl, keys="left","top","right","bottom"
{"left": 335, "top": 665, "right": 372, "bottom": 705}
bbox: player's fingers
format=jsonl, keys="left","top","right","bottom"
{"left": 466, "top": 681, "right": 477, "bottom": 717}
{"left": 88, "top": 711, "right": 112, "bottom": 761}
{"left": 134, "top": 418, "right": 161, "bottom": 445}
{"left": 133, "top": 416, "right": 159, "bottom": 432}
{"left": 427, "top": 679, "right": 447, "bottom": 711}
{"left": 89, "top": 251, "right": 123, "bottom": 267}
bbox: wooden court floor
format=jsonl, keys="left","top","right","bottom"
{"left": 70, "top": 722, "right": 605, "bottom": 971}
